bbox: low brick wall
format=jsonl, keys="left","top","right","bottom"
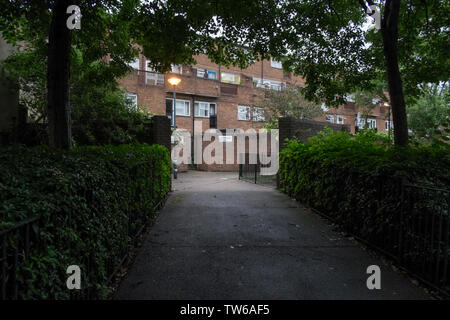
{"left": 171, "top": 130, "right": 276, "bottom": 172}
{"left": 172, "top": 118, "right": 350, "bottom": 172}
{"left": 278, "top": 117, "right": 350, "bottom": 151}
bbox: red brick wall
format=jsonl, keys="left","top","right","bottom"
{"left": 118, "top": 53, "right": 302, "bottom": 135}
{"left": 316, "top": 103, "right": 393, "bottom": 134}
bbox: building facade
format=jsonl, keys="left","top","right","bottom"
{"left": 118, "top": 53, "right": 393, "bottom": 135}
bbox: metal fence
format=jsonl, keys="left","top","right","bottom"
{"left": 0, "top": 162, "right": 168, "bottom": 300}
{"left": 399, "top": 183, "right": 449, "bottom": 291}
{"left": 238, "top": 153, "right": 277, "bottom": 186}
{"left": 314, "top": 173, "right": 450, "bottom": 295}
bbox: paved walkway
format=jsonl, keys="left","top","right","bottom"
{"left": 115, "top": 171, "right": 430, "bottom": 299}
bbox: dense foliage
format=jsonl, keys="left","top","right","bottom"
{"left": 279, "top": 129, "right": 450, "bottom": 211}
{"left": 279, "top": 129, "right": 450, "bottom": 287}
{"left": 0, "top": 0, "right": 144, "bottom": 147}
{"left": 407, "top": 86, "right": 450, "bottom": 139}
{"left": 1, "top": 45, "right": 152, "bottom": 146}
{"left": 258, "top": 84, "right": 324, "bottom": 129}
{"left": 0, "top": 143, "right": 171, "bottom": 299}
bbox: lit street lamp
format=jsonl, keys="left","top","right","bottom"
{"left": 168, "top": 76, "right": 181, "bottom": 179}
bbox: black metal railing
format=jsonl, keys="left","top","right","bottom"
{"left": 400, "top": 183, "right": 449, "bottom": 290}
{"left": 238, "top": 153, "right": 277, "bottom": 186}
{"left": 0, "top": 162, "right": 169, "bottom": 300}
{"left": 1, "top": 217, "right": 40, "bottom": 300}
{"left": 305, "top": 172, "right": 450, "bottom": 295}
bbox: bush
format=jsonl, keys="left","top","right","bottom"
{"left": 279, "top": 130, "right": 450, "bottom": 288}
{"left": 0, "top": 143, "right": 171, "bottom": 299}
{"left": 279, "top": 128, "right": 450, "bottom": 232}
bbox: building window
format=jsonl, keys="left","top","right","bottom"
{"left": 166, "top": 98, "right": 190, "bottom": 117}
{"left": 196, "top": 68, "right": 207, "bottom": 78}
{"left": 345, "top": 94, "right": 355, "bottom": 103}
{"left": 238, "top": 105, "right": 250, "bottom": 121}
{"left": 326, "top": 115, "right": 334, "bottom": 123}
{"left": 253, "top": 107, "right": 265, "bottom": 121}
{"left": 194, "top": 102, "right": 216, "bottom": 118}
{"left": 171, "top": 64, "right": 183, "bottom": 74}
{"left": 207, "top": 70, "right": 217, "bottom": 80}
{"left": 145, "top": 60, "right": 157, "bottom": 72}
{"left": 270, "top": 57, "right": 282, "bottom": 69}
{"left": 367, "top": 119, "right": 377, "bottom": 129}
{"left": 385, "top": 120, "right": 393, "bottom": 130}
{"left": 210, "top": 103, "right": 216, "bottom": 116}
{"left": 221, "top": 72, "right": 240, "bottom": 84}
{"left": 126, "top": 93, "right": 138, "bottom": 111}
{"left": 196, "top": 68, "right": 217, "bottom": 80}
{"left": 253, "top": 78, "right": 285, "bottom": 91}
{"left": 127, "top": 58, "right": 140, "bottom": 70}
{"left": 336, "top": 115, "right": 345, "bottom": 124}
{"left": 355, "top": 118, "right": 365, "bottom": 128}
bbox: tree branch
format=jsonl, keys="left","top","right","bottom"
{"left": 328, "top": 0, "right": 342, "bottom": 24}
{"left": 421, "top": 0, "right": 430, "bottom": 31}
{"left": 358, "top": 0, "right": 375, "bottom": 15}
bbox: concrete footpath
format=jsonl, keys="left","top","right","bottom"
{"left": 115, "top": 171, "right": 430, "bottom": 300}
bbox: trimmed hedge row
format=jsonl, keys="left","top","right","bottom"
{"left": 0, "top": 143, "right": 171, "bottom": 299}
{"left": 279, "top": 129, "right": 450, "bottom": 243}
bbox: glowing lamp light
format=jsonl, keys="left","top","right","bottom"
{"left": 168, "top": 76, "right": 181, "bottom": 86}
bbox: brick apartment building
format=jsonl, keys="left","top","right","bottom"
{"left": 118, "top": 53, "right": 393, "bottom": 135}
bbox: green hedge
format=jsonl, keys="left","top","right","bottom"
{"left": 0, "top": 143, "right": 171, "bottom": 299}
{"left": 279, "top": 129, "right": 450, "bottom": 232}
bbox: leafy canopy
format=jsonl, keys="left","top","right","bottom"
{"left": 257, "top": 85, "right": 324, "bottom": 129}
{"left": 136, "top": 1, "right": 448, "bottom": 107}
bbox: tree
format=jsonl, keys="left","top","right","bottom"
{"left": 47, "top": 0, "right": 73, "bottom": 149}
{"left": 2, "top": 1, "right": 447, "bottom": 148}
{"left": 279, "top": 0, "right": 448, "bottom": 146}
{"left": 354, "top": 78, "right": 389, "bottom": 124}
{"left": 408, "top": 84, "right": 450, "bottom": 138}
{"left": 136, "top": 1, "right": 448, "bottom": 147}
{"left": 0, "top": 0, "right": 140, "bottom": 149}
{"left": 256, "top": 84, "right": 324, "bottom": 129}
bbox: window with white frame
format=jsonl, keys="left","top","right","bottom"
{"left": 221, "top": 72, "right": 240, "bottom": 84}
{"left": 127, "top": 58, "right": 140, "bottom": 70}
{"left": 326, "top": 115, "right": 335, "bottom": 123}
{"left": 196, "top": 68, "right": 206, "bottom": 78}
{"left": 194, "top": 102, "right": 216, "bottom": 117}
{"left": 336, "top": 115, "right": 345, "bottom": 124}
{"left": 166, "top": 98, "right": 190, "bottom": 116}
{"left": 253, "top": 107, "right": 265, "bottom": 121}
{"left": 238, "top": 105, "right": 250, "bottom": 121}
{"left": 367, "top": 118, "right": 377, "bottom": 129}
{"left": 126, "top": 93, "right": 138, "bottom": 111}
{"left": 355, "top": 118, "right": 365, "bottom": 128}
{"left": 145, "top": 60, "right": 157, "bottom": 72}
{"left": 270, "top": 57, "right": 282, "bottom": 69}
{"left": 196, "top": 68, "right": 217, "bottom": 80}
{"left": 253, "top": 78, "right": 285, "bottom": 91}
{"left": 385, "top": 120, "right": 393, "bottom": 130}
{"left": 171, "top": 64, "right": 183, "bottom": 74}
{"left": 346, "top": 94, "right": 355, "bottom": 103}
